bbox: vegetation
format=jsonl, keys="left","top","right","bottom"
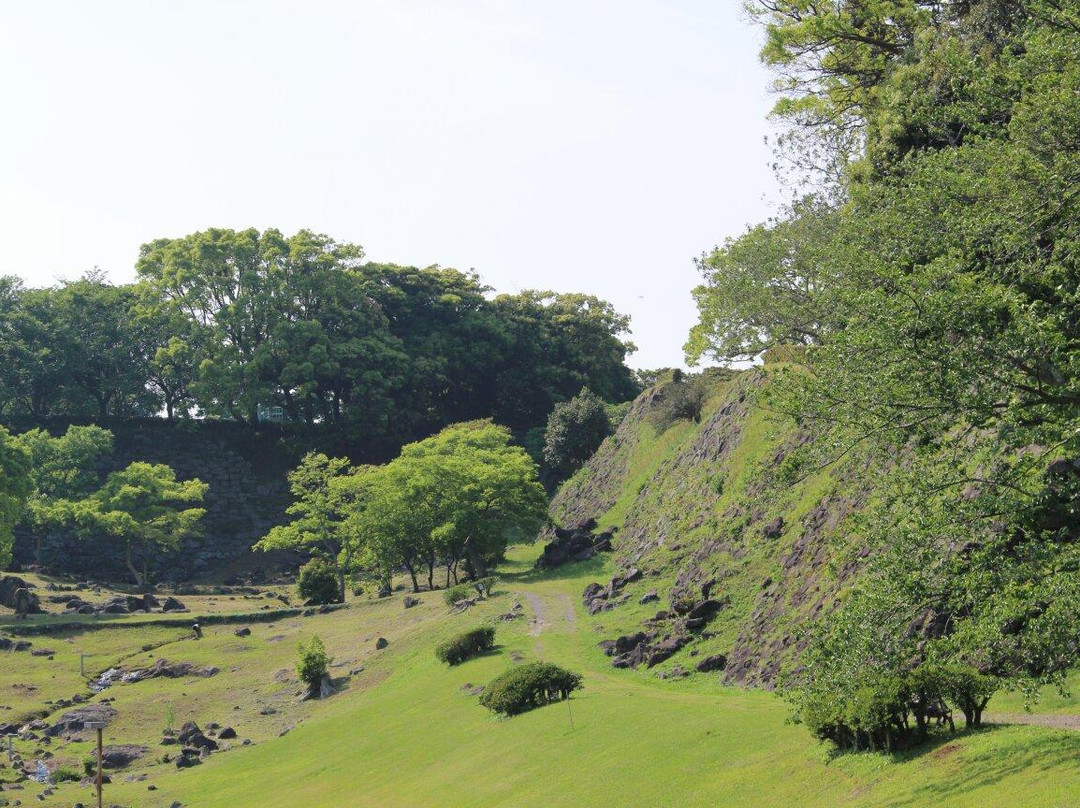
{"left": 542, "top": 388, "right": 612, "bottom": 485}
{"left": 297, "top": 558, "right": 341, "bottom": 606}
{"left": 66, "top": 461, "right": 206, "bottom": 589}
{"left": 684, "top": 0, "right": 1080, "bottom": 748}
{"left": 0, "top": 424, "right": 32, "bottom": 569}
{"left": 296, "top": 635, "right": 332, "bottom": 694}
{"left": 478, "top": 661, "right": 583, "bottom": 716}
{"left": 0, "top": 238, "right": 638, "bottom": 442}
{"left": 435, "top": 626, "right": 496, "bottom": 665}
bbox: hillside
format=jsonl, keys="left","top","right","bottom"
{"left": 1, "top": 545, "right": 1078, "bottom": 808}
{"left": 549, "top": 368, "right": 870, "bottom": 687}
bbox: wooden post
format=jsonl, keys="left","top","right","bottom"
{"left": 85, "top": 720, "right": 106, "bottom": 808}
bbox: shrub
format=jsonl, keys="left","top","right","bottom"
{"left": 542, "top": 388, "right": 612, "bottom": 483}
{"left": 444, "top": 582, "right": 474, "bottom": 606}
{"left": 475, "top": 577, "right": 497, "bottom": 598}
{"left": 296, "top": 635, "right": 332, "bottom": 693}
{"left": 648, "top": 374, "right": 715, "bottom": 432}
{"left": 478, "top": 661, "right": 583, "bottom": 716}
{"left": 435, "top": 626, "right": 496, "bottom": 665}
{"left": 53, "top": 766, "right": 81, "bottom": 783}
{"left": 297, "top": 558, "right": 339, "bottom": 605}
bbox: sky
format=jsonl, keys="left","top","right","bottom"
{"left": 0, "top": 0, "right": 780, "bottom": 370}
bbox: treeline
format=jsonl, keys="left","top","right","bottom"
{"left": 690, "top": 0, "right": 1080, "bottom": 749}
{"left": 0, "top": 228, "right": 639, "bottom": 441}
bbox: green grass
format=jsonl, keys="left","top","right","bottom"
{"left": 4, "top": 544, "right": 1078, "bottom": 808}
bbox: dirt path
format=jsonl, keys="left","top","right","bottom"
{"left": 524, "top": 592, "right": 545, "bottom": 637}
{"left": 985, "top": 712, "right": 1080, "bottom": 731}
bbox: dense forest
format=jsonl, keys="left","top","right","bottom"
{"left": 0, "top": 228, "right": 639, "bottom": 443}
{"left": 686, "top": 0, "right": 1080, "bottom": 749}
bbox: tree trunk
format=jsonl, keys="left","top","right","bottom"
{"left": 125, "top": 543, "right": 144, "bottom": 588}
{"left": 337, "top": 570, "right": 347, "bottom": 604}
{"left": 404, "top": 561, "right": 419, "bottom": 593}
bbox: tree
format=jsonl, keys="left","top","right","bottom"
{"left": 0, "top": 425, "right": 32, "bottom": 570}
{"left": 71, "top": 462, "right": 207, "bottom": 589}
{"left": 253, "top": 452, "right": 370, "bottom": 602}
{"left": 16, "top": 425, "right": 114, "bottom": 564}
{"left": 542, "top": 388, "right": 612, "bottom": 484}
{"left": 296, "top": 635, "right": 332, "bottom": 698}
{"left": 358, "top": 421, "right": 548, "bottom": 592}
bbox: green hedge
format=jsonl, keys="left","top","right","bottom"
{"left": 435, "top": 626, "right": 495, "bottom": 665}
{"left": 478, "top": 661, "right": 582, "bottom": 716}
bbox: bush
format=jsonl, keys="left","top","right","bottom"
{"left": 297, "top": 558, "right": 339, "bottom": 605}
{"left": 475, "top": 577, "right": 497, "bottom": 598}
{"left": 53, "top": 766, "right": 81, "bottom": 783}
{"left": 478, "top": 661, "right": 583, "bottom": 716}
{"left": 444, "top": 582, "right": 474, "bottom": 606}
{"left": 648, "top": 374, "right": 714, "bottom": 432}
{"left": 435, "top": 626, "right": 496, "bottom": 665}
{"left": 542, "top": 388, "right": 612, "bottom": 483}
{"left": 296, "top": 635, "right": 332, "bottom": 692}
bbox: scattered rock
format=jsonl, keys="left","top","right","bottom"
{"left": 44, "top": 704, "right": 117, "bottom": 737}
{"left": 695, "top": 654, "right": 728, "bottom": 673}
{"left": 178, "top": 722, "right": 218, "bottom": 752}
{"left": 101, "top": 745, "right": 147, "bottom": 770}
{"left": 234, "top": 627, "right": 251, "bottom": 637}
{"left": 217, "top": 727, "right": 237, "bottom": 739}
{"left": 161, "top": 597, "right": 187, "bottom": 613}
{"left": 375, "top": 637, "right": 388, "bottom": 650}
{"left": 536, "top": 521, "right": 615, "bottom": 568}
{"left": 639, "top": 590, "right": 660, "bottom": 604}
{"left": 762, "top": 517, "right": 785, "bottom": 539}
{"left": 403, "top": 596, "right": 420, "bottom": 609}
{"left": 0, "top": 577, "right": 44, "bottom": 614}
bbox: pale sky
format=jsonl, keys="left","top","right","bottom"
{"left": 0, "top": 0, "right": 779, "bottom": 370}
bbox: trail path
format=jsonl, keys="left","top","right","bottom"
{"left": 985, "top": 712, "right": 1080, "bottom": 731}
{"left": 522, "top": 591, "right": 577, "bottom": 657}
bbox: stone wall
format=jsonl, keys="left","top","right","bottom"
{"left": 11, "top": 420, "right": 304, "bottom": 583}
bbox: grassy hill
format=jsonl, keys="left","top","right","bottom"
{"left": 0, "top": 544, "right": 1078, "bottom": 808}
{"left": 2, "top": 372, "right": 1079, "bottom": 806}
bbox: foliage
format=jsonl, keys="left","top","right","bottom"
{"left": 356, "top": 420, "right": 548, "bottom": 592}
{"left": 542, "top": 388, "right": 612, "bottom": 484}
{"left": 15, "top": 424, "right": 114, "bottom": 562}
{"left": 648, "top": 374, "right": 715, "bottom": 433}
{"left": 254, "top": 453, "right": 363, "bottom": 602}
{"left": 296, "top": 635, "right": 332, "bottom": 690}
{"left": 444, "top": 583, "right": 474, "bottom": 606}
{"left": 0, "top": 425, "right": 32, "bottom": 569}
{"left": 69, "top": 461, "right": 207, "bottom": 588}
{"left": 478, "top": 661, "right": 583, "bottom": 716}
{"left": 298, "top": 558, "right": 341, "bottom": 605}
{"left": 53, "top": 766, "right": 81, "bottom": 783}
{"left": 434, "top": 626, "right": 496, "bottom": 665}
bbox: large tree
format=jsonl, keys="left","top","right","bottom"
{"left": 71, "top": 462, "right": 207, "bottom": 589}
{"left": 0, "top": 425, "right": 33, "bottom": 570}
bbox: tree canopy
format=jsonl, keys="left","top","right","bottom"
{"left": 690, "top": 0, "right": 1080, "bottom": 738}
{"left": 0, "top": 425, "right": 32, "bottom": 570}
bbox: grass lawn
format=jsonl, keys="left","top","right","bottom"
{"left": 3, "top": 546, "right": 1079, "bottom": 808}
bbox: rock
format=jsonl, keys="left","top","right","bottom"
{"left": 762, "top": 517, "right": 785, "bottom": 539}
{"left": 161, "top": 597, "right": 187, "bottom": 613}
{"left": 639, "top": 590, "right": 660, "bottom": 604}
{"left": 234, "top": 627, "right": 251, "bottom": 637}
{"left": 695, "top": 654, "right": 728, "bottom": 673}
{"left": 217, "top": 727, "right": 237, "bottom": 739}
{"left": 178, "top": 722, "right": 218, "bottom": 752}
{"left": 101, "top": 745, "right": 147, "bottom": 769}
{"left": 646, "top": 635, "right": 690, "bottom": 668}
{"left": 0, "top": 577, "right": 43, "bottom": 614}
{"left": 375, "top": 637, "right": 388, "bottom": 650}
{"left": 536, "top": 520, "right": 614, "bottom": 568}
{"left": 377, "top": 585, "right": 391, "bottom": 598}
{"left": 687, "top": 598, "right": 726, "bottom": 621}
{"left": 174, "top": 750, "right": 201, "bottom": 769}
{"left": 403, "top": 596, "right": 419, "bottom": 609}
{"left": 44, "top": 705, "right": 117, "bottom": 737}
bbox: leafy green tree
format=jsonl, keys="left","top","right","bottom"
{"left": 253, "top": 453, "right": 371, "bottom": 602}
{"left": 0, "top": 425, "right": 33, "bottom": 570}
{"left": 297, "top": 558, "right": 340, "bottom": 606}
{"left": 358, "top": 421, "right": 548, "bottom": 592}
{"left": 16, "top": 425, "right": 114, "bottom": 563}
{"left": 70, "top": 462, "right": 207, "bottom": 589}
{"left": 542, "top": 388, "right": 611, "bottom": 484}
{"left": 296, "top": 635, "right": 332, "bottom": 697}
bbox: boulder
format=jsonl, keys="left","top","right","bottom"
{"left": 646, "top": 635, "right": 690, "bottom": 668}
{"left": 161, "top": 596, "right": 187, "bottom": 613}
{"left": 234, "top": 627, "right": 251, "bottom": 637}
{"left": 178, "top": 722, "right": 218, "bottom": 752}
{"left": 0, "top": 576, "right": 43, "bottom": 613}
{"left": 375, "top": 637, "right": 388, "bottom": 650}
{"left": 45, "top": 704, "right": 117, "bottom": 737}
{"left": 695, "top": 654, "right": 728, "bottom": 673}
{"left": 403, "top": 596, "right": 420, "bottom": 609}
{"left": 101, "top": 744, "right": 147, "bottom": 769}
{"left": 217, "top": 727, "right": 237, "bottom": 740}
{"left": 639, "top": 590, "right": 660, "bottom": 605}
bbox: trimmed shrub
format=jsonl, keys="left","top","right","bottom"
{"left": 435, "top": 626, "right": 496, "bottom": 665}
{"left": 475, "top": 577, "right": 497, "bottom": 598}
{"left": 296, "top": 635, "right": 332, "bottom": 692}
{"left": 479, "top": 661, "right": 583, "bottom": 716}
{"left": 297, "top": 558, "right": 339, "bottom": 605}
{"left": 444, "top": 583, "right": 474, "bottom": 606}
